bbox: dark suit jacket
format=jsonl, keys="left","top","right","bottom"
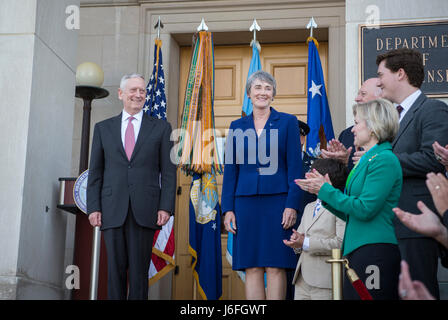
{"left": 392, "top": 93, "right": 448, "bottom": 239}
{"left": 338, "top": 126, "right": 356, "bottom": 171}
{"left": 301, "top": 152, "right": 317, "bottom": 217}
{"left": 221, "top": 107, "right": 303, "bottom": 213}
{"left": 87, "top": 113, "right": 177, "bottom": 231}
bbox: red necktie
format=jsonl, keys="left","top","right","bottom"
{"left": 396, "top": 105, "right": 404, "bottom": 117}
{"left": 125, "top": 116, "right": 135, "bottom": 160}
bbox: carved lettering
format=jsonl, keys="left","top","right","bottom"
{"left": 420, "top": 35, "right": 427, "bottom": 48}
{"left": 429, "top": 35, "right": 438, "bottom": 48}
{"left": 386, "top": 37, "right": 392, "bottom": 50}
{"left": 442, "top": 35, "right": 448, "bottom": 48}
{"left": 422, "top": 53, "right": 430, "bottom": 66}
{"left": 437, "top": 70, "right": 444, "bottom": 83}
{"left": 402, "top": 38, "right": 409, "bottom": 49}
{"left": 377, "top": 38, "right": 383, "bottom": 51}
{"left": 427, "top": 70, "right": 435, "bottom": 83}
{"left": 411, "top": 36, "right": 419, "bottom": 49}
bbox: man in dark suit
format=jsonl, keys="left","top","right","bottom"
{"left": 376, "top": 48, "right": 448, "bottom": 299}
{"left": 87, "top": 73, "right": 176, "bottom": 299}
{"left": 321, "top": 78, "right": 381, "bottom": 170}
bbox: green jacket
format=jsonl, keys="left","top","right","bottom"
{"left": 318, "top": 142, "right": 403, "bottom": 256}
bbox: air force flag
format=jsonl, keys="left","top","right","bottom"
{"left": 306, "top": 38, "right": 334, "bottom": 157}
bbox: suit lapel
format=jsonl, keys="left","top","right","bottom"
{"left": 111, "top": 113, "right": 128, "bottom": 160}
{"left": 268, "top": 107, "right": 280, "bottom": 126}
{"left": 249, "top": 107, "right": 281, "bottom": 136}
{"left": 392, "top": 93, "right": 426, "bottom": 147}
{"left": 241, "top": 113, "right": 252, "bottom": 130}
{"left": 258, "top": 107, "right": 280, "bottom": 153}
{"left": 306, "top": 201, "right": 325, "bottom": 232}
{"left": 131, "top": 114, "right": 155, "bottom": 161}
{"left": 346, "top": 143, "right": 389, "bottom": 194}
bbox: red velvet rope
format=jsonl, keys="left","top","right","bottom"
{"left": 351, "top": 279, "right": 373, "bottom": 300}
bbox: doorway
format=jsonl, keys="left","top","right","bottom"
{"left": 171, "top": 42, "right": 328, "bottom": 299}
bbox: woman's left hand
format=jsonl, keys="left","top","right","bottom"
{"left": 282, "top": 208, "right": 297, "bottom": 229}
{"left": 294, "top": 169, "right": 330, "bottom": 195}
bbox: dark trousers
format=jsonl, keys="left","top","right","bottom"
{"left": 398, "top": 237, "right": 440, "bottom": 299}
{"left": 103, "top": 206, "right": 155, "bottom": 300}
{"left": 343, "top": 243, "right": 401, "bottom": 300}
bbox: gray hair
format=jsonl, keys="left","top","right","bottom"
{"left": 119, "top": 73, "right": 145, "bottom": 90}
{"left": 245, "top": 70, "right": 277, "bottom": 97}
{"left": 353, "top": 98, "right": 399, "bottom": 144}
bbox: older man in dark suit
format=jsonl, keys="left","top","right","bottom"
{"left": 87, "top": 73, "right": 176, "bottom": 299}
{"left": 376, "top": 48, "right": 448, "bottom": 299}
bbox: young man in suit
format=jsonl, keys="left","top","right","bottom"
{"left": 285, "top": 119, "right": 316, "bottom": 300}
{"left": 284, "top": 158, "right": 347, "bottom": 300}
{"left": 87, "top": 73, "right": 177, "bottom": 299}
{"left": 376, "top": 48, "right": 448, "bottom": 299}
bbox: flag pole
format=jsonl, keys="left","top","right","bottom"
{"left": 306, "top": 16, "right": 317, "bottom": 38}
{"left": 197, "top": 18, "right": 208, "bottom": 31}
{"left": 89, "top": 226, "right": 101, "bottom": 299}
{"left": 305, "top": 16, "right": 334, "bottom": 157}
{"left": 249, "top": 19, "right": 261, "bottom": 51}
{"left": 154, "top": 16, "right": 164, "bottom": 40}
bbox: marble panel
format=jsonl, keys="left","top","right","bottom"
{"left": 0, "top": 0, "right": 36, "bottom": 34}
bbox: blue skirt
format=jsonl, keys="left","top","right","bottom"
{"left": 232, "top": 193, "right": 297, "bottom": 270}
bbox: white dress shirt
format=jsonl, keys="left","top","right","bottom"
{"left": 121, "top": 109, "right": 143, "bottom": 148}
{"left": 302, "top": 199, "right": 322, "bottom": 252}
{"left": 396, "top": 89, "right": 422, "bottom": 122}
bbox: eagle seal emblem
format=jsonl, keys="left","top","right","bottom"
{"left": 73, "top": 169, "right": 89, "bottom": 214}
{"left": 190, "top": 173, "right": 218, "bottom": 224}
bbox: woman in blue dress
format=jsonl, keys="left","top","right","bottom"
{"left": 221, "top": 70, "right": 303, "bottom": 299}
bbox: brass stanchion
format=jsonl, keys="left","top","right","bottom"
{"left": 326, "top": 249, "right": 344, "bottom": 300}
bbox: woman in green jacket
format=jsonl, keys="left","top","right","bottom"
{"left": 295, "top": 98, "right": 402, "bottom": 300}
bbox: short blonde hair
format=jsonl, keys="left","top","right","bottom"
{"left": 353, "top": 98, "right": 399, "bottom": 144}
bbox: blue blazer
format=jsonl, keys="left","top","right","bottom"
{"left": 221, "top": 107, "right": 303, "bottom": 213}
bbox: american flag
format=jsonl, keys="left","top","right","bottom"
{"left": 145, "top": 39, "right": 175, "bottom": 286}
{"left": 144, "top": 40, "right": 167, "bottom": 120}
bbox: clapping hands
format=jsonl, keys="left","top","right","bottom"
{"left": 321, "top": 139, "right": 351, "bottom": 165}
{"left": 283, "top": 229, "right": 305, "bottom": 249}
{"left": 295, "top": 169, "right": 331, "bottom": 195}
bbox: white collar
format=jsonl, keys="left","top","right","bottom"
{"left": 122, "top": 109, "right": 143, "bottom": 122}
{"left": 397, "top": 89, "right": 422, "bottom": 112}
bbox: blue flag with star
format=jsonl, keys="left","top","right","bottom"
{"left": 144, "top": 39, "right": 167, "bottom": 120}
{"left": 306, "top": 38, "right": 334, "bottom": 157}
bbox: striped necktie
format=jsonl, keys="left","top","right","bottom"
{"left": 125, "top": 116, "right": 135, "bottom": 160}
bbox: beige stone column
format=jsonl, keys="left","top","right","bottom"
{"left": 0, "top": 0, "right": 79, "bottom": 299}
